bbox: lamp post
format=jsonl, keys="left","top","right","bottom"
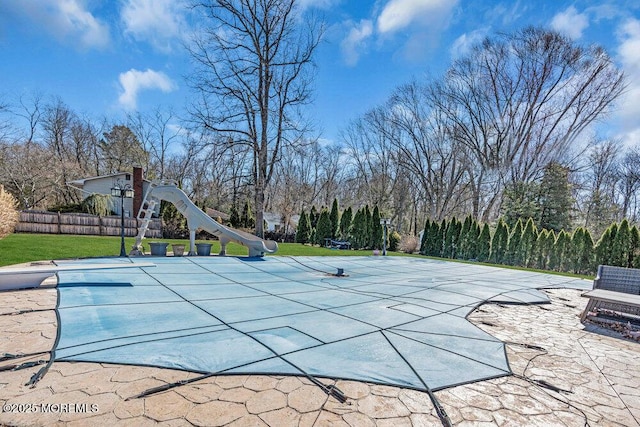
{"left": 111, "top": 185, "right": 134, "bottom": 257}
{"left": 380, "top": 218, "right": 391, "bottom": 256}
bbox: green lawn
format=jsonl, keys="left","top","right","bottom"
{"left": 0, "top": 233, "right": 591, "bottom": 279}
{"left": 0, "top": 233, "right": 401, "bottom": 266}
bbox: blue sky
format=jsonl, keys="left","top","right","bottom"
{"left": 1, "top": 0, "right": 639, "bottom": 145}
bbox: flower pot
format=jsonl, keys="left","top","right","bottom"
{"left": 172, "top": 244, "right": 185, "bottom": 257}
{"left": 196, "top": 243, "right": 213, "bottom": 256}
{"left": 149, "top": 242, "right": 169, "bottom": 256}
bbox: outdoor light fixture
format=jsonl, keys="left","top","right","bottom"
{"left": 111, "top": 183, "right": 134, "bottom": 257}
{"left": 380, "top": 218, "right": 391, "bottom": 256}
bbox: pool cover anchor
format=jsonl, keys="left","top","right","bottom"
{"left": 0, "top": 351, "right": 49, "bottom": 362}
{"left": 306, "top": 375, "right": 347, "bottom": 403}
{"left": 0, "top": 359, "right": 47, "bottom": 373}
{"left": 127, "top": 373, "right": 348, "bottom": 404}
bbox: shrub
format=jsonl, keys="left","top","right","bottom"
{"left": 330, "top": 199, "right": 340, "bottom": 239}
{"left": 0, "top": 185, "right": 19, "bottom": 239}
{"left": 371, "top": 205, "right": 383, "bottom": 249}
{"left": 339, "top": 207, "right": 353, "bottom": 240}
{"left": 490, "top": 219, "right": 509, "bottom": 264}
{"left": 82, "top": 194, "right": 113, "bottom": 217}
{"left": 315, "top": 209, "right": 332, "bottom": 245}
{"left": 295, "top": 210, "right": 312, "bottom": 244}
{"left": 398, "top": 235, "right": 419, "bottom": 253}
{"left": 388, "top": 230, "right": 401, "bottom": 252}
{"left": 477, "top": 223, "right": 491, "bottom": 262}
{"left": 161, "top": 200, "right": 188, "bottom": 239}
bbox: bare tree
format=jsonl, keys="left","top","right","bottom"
{"left": 581, "top": 140, "right": 619, "bottom": 233}
{"left": 341, "top": 113, "right": 398, "bottom": 211}
{"left": 188, "top": 0, "right": 323, "bottom": 237}
{"left": 386, "top": 81, "right": 470, "bottom": 221}
{"left": 128, "top": 108, "right": 180, "bottom": 179}
{"left": 41, "top": 98, "right": 84, "bottom": 205}
{"left": 618, "top": 147, "right": 640, "bottom": 221}
{"left": 433, "top": 27, "right": 625, "bottom": 220}
{"left": 0, "top": 142, "right": 58, "bottom": 209}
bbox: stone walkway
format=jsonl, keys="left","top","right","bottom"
{"left": 1, "top": 277, "right": 639, "bottom": 426}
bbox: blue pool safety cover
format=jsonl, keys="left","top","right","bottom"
{"left": 53, "top": 256, "right": 590, "bottom": 392}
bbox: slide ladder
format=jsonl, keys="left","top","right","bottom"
{"left": 130, "top": 181, "right": 278, "bottom": 257}
{"left": 130, "top": 181, "right": 160, "bottom": 255}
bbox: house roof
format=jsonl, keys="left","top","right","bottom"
{"left": 263, "top": 212, "right": 282, "bottom": 224}
{"left": 206, "top": 208, "right": 230, "bottom": 221}
{"left": 264, "top": 213, "right": 300, "bottom": 226}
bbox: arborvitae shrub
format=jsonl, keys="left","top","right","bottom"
{"left": 506, "top": 218, "right": 524, "bottom": 266}
{"left": 295, "top": 210, "right": 311, "bottom": 244}
{"left": 556, "top": 230, "right": 571, "bottom": 271}
{"left": 371, "top": 205, "right": 383, "bottom": 250}
{"left": 490, "top": 219, "right": 509, "bottom": 264}
{"left": 467, "top": 222, "right": 481, "bottom": 260}
{"left": 569, "top": 228, "right": 585, "bottom": 273}
{"left": 533, "top": 229, "right": 549, "bottom": 269}
{"left": 241, "top": 201, "right": 254, "bottom": 228}
{"left": 477, "top": 223, "right": 491, "bottom": 262}
{"left": 310, "top": 206, "right": 319, "bottom": 229}
{"left": 420, "top": 219, "right": 431, "bottom": 254}
{"left": 579, "top": 227, "right": 595, "bottom": 274}
{"left": 443, "top": 217, "right": 457, "bottom": 259}
{"left": 459, "top": 215, "right": 473, "bottom": 259}
{"left": 315, "top": 209, "right": 332, "bottom": 245}
{"left": 340, "top": 207, "right": 353, "bottom": 241}
{"left": 595, "top": 223, "right": 616, "bottom": 267}
{"left": 330, "top": 199, "right": 340, "bottom": 239}
{"left": 351, "top": 208, "right": 366, "bottom": 249}
{"left": 229, "top": 205, "right": 240, "bottom": 228}
{"left": 521, "top": 218, "right": 537, "bottom": 267}
{"left": 630, "top": 226, "right": 640, "bottom": 268}
{"left": 612, "top": 219, "right": 631, "bottom": 267}
{"left": 388, "top": 230, "right": 401, "bottom": 251}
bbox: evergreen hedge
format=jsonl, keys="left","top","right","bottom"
{"left": 294, "top": 203, "right": 640, "bottom": 276}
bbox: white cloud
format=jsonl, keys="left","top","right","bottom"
{"left": 377, "top": 0, "right": 457, "bottom": 34}
{"left": 489, "top": 1, "right": 528, "bottom": 26}
{"left": 340, "top": 20, "right": 374, "bottom": 66}
{"left": 297, "top": 0, "right": 340, "bottom": 12}
{"left": 118, "top": 69, "right": 177, "bottom": 110}
{"left": 1, "top": 0, "right": 109, "bottom": 49}
{"left": 121, "top": 0, "right": 186, "bottom": 52}
{"left": 450, "top": 28, "right": 489, "bottom": 59}
{"left": 550, "top": 6, "right": 589, "bottom": 40}
{"left": 615, "top": 18, "right": 640, "bottom": 145}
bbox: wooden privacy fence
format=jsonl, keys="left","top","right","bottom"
{"left": 16, "top": 211, "right": 162, "bottom": 238}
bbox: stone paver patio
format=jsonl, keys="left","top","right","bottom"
{"left": 1, "top": 276, "right": 639, "bottom": 426}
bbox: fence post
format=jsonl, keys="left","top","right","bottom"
{"left": 57, "top": 211, "right": 61, "bottom": 234}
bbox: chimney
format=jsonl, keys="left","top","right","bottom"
{"left": 133, "top": 167, "right": 144, "bottom": 217}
